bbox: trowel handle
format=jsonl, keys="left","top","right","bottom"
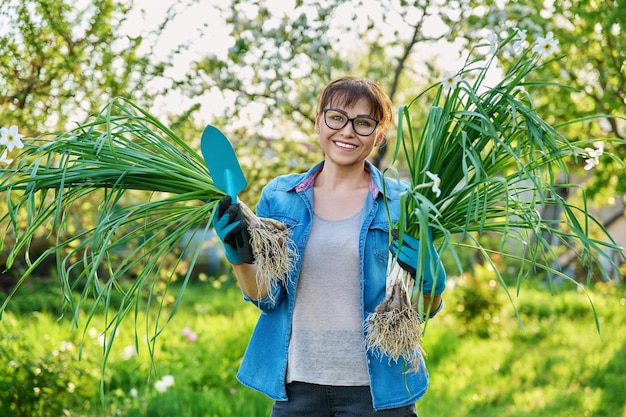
{"left": 234, "top": 224, "right": 255, "bottom": 264}
{"left": 225, "top": 170, "right": 238, "bottom": 201}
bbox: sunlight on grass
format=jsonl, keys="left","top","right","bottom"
{"left": 420, "top": 282, "right": 626, "bottom": 417}
{"left": 1, "top": 279, "right": 624, "bottom": 416}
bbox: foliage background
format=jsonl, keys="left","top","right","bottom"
{"left": 2, "top": 0, "right": 624, "bottom": 194}
{"left": 2, "top": 0, "right": 624, "bottom": 280}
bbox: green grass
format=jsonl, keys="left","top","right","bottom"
{"left": 0, "top": 278, "right": 272, "bottom": 417}
{"left": 1, "top": 276, "right": 625, "bottom": 417}
{"left": 420, "top": 280, "right": 626, "bottom": 417}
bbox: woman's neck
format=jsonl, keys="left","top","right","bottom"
{"left": 314, "top": 161, "right": 369, "bottom": 191}
{"left": 312, "top": 162, "right": 371, "bottom": 220}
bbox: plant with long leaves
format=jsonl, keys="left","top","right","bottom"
{"left": 0, "top": 97, "right": 294, "bottom": 383}
{"left": 365, "top": 31, "right": 625, "bottom": 370}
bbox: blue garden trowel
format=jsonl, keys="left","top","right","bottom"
{"left": 201, "top": 125, "right": 254, "bottom": 264}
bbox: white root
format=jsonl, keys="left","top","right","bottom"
{"left": 239, "top": 201, "right": 297, "bottom": 297}
{"left": 364, "top": 260, "right": 425, "bottom": 372}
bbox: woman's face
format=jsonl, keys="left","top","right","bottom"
{"left": 315, "top": 98, "right": 383, "bottom": 169}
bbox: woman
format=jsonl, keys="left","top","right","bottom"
{"left": 213, "top": 76, "right": 445, "bottom": 416}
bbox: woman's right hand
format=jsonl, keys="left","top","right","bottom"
{"left": 212, "top": 195, "right": 250, "bottom": 264}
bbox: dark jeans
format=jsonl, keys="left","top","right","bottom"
{"left": 270, "top": 382, "right": 418, "bottom": 417}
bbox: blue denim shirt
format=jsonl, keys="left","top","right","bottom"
{"left": 236, "top": 160, "right": 441, "bottom": 411}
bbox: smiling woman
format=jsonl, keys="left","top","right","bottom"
{"left": 211, "top": 76, "right": 438, "bottom": 416}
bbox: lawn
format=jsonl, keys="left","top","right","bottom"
{"left": 1, "top": 273, "right": 624, "bottom": 417}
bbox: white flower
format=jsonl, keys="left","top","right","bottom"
{"left": 87, "top": 327, "right": 108, "bottom": 347}
{"left": 0, "top": 149, "right": 13, "bottom": 165}
{"left": 154, "top": 375, "right": 175, "bottom": 393}
{"left": 512, "top": 28, "right": 527, "bottom": 54}
{"left": 486, "top": 31, "right": 498, "bottom": 55}
{"left": 426, "top": 171, "right": 442, "bottom": 198}
{"left": 441, "top": 71, "right": 461, "bottom": 90}
{"left": 59, "top": 341, "right": 75, "bottom": 352}
{"left": 584, "top": 158, "right": 598, "bottom": 171}
{"left": 583, "top": 141, "right": 604, "bottom": 170}
{"left": 0, "top": 125, "right": 25, "bottom": 152}
{"left": 129, "top": 388, "right": 138, "bottom": 398}
{"left": 154, "top": 380, "right": 168, "bottom": 393}
{"left": 533, "top": 31, "right": 559, "bottom": 59}
{"left": 121, "top": 345, "right": 137, "bottom": 360}
{"left": 591, "top": 140, "right": 605, "bottom": 153}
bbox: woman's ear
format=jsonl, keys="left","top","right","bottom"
{"left": 314, "top": 114, "right": 321, "bottom": 134}
{"left": 375, "top": 132, "right": 386, "bottom": 147}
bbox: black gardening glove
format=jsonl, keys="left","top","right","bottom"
{"left": 212, "top": 195, "right": 254, "bottom": 264}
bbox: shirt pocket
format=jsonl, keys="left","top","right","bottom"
{"left": 267, "top": 213, "right": 299, "bottom": 227}
{"left": 260, "top": 213, "right": 304, "bottom": 252}
{"left": 264, "top": 213, "right": 301, "bottom": 235}
{"left": 369, "top": 220, "right": 391, "bottom": 264}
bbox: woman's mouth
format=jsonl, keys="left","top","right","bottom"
{"left": 334, "top": 141, "right": 357, "bottom": 150}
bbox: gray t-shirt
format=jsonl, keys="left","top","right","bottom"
{"left": 286, "top": 210, "right": 370, "bottom": 386}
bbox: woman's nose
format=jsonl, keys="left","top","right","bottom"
{"left": 340, "top": 120, "right": 356, "bottom": 136}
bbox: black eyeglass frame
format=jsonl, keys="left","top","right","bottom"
{"left": 322, "top": 108, "right": 380, "bottom": 137}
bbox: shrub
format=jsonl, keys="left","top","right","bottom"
{"left": 0, "top": 314, "right": 101, "bottom": 416}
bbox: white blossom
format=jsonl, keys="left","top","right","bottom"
{"left": 486, "top": 31, "right": 498, "bottom": 55}
{"left": 88, "top": 327, "right": 99, "bottom": 338}
{"left": 154, "top": 380, "right": 168, "bottom": 393}
{"left": 0, "top": 150, "right": 13, "bottom": 165}
{"left": 121, "top": 345, "right": 137, "bottom": 360}
{"left": 154, "top": 375, "right": 175, "bottom": 393}
{"left": 0, "top": 125, "right": 25, "bottom": 152}
{"left": 59, "top": 341, "right": 75, "bottom": 352}
{"left": 583, "top": 141, "right": 604, "bottom": 170}
{"left": 426, "top": 171, "right": 442, "bottom": 198}
{"left": 441, "top": 71, "right": 461, "bottom": 90}
{"left": 533, "top": 31, "right": 559, "bottom": 59}
{"left": 512, "top": 28, "right": 527, "bottom": 55}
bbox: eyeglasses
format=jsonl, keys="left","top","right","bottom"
{"left": 322, "top": 108, "right": 379, "bottom": 137}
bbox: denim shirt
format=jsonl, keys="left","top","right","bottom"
{"left": 236, "top": 160, "right": 439, "bottom": 411}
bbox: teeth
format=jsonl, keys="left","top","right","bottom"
{"left": 335, "top": 141, "right": 356, "bottom": 149}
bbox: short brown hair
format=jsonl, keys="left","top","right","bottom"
{"left": 317, "top": 76, "right": 393, "bottom": 135}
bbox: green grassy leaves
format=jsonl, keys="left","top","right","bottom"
{"left": 390, "top": 31, "right": 625, "bottom": 296}
{"left": 1, "top": 97, "right": 225, "bottom": 364}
